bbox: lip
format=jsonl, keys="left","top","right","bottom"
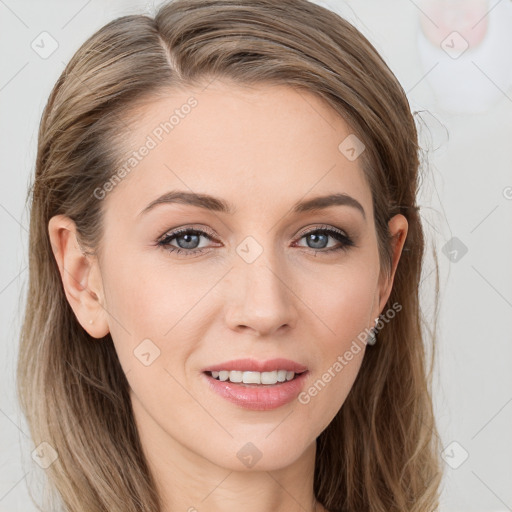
{"left": 202, "top": 370, "right": 309, "bottom": 411}
{"left": 201, "top": 358, "right": 308, "bottom": 373}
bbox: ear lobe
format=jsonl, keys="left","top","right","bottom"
{"left": 48, "top": 215, "right": 109, "bottom": 339}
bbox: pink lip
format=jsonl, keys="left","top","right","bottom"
{"left": 202, "top": 370, "right": 309, "bottom": 411}
{"left": 201, "top": 358, "right": 308, "bottom": 373}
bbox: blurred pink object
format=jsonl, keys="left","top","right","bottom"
{"left": 420, "top": 0, "right": 489, "bottom": 49}
{"left": 417, "top": 0, "right": 512, "bottom": 113}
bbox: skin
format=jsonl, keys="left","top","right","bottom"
{"left": 49, "top": 80, "right": 407, "bottom": 512}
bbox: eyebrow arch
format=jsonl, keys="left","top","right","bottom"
{"left": 139, "top": 190, "right": 366, "bottom": 220}
{"left": 292, "top": 193, "right": 366, "bottom": 220}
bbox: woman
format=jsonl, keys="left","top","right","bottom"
{"left": 17, "top": 0, "right": 443, "bottom": 511}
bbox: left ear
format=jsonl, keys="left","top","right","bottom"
{"left": 375, "top": 213, "right": 408, "bottom": 315}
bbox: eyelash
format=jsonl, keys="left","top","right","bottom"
{"left": 156, "top": 225, "right": 355, "bottom": 258}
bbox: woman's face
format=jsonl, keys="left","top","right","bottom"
{"left": 87, "top": 81, "right": 406, "bottom": 471}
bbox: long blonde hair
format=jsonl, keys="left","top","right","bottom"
{"left": 17, "top": 1, "right": 443, "bottom": 510}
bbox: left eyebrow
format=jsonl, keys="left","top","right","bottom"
{"left": 291, "top": 193, "right": 366, "bottom": 221}
{"left": 138, "top": 190, "right": 366, "bottom": 221}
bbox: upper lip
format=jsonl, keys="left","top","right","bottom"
{"left": 202, "top": 358, "right": 308, "bottom": 373}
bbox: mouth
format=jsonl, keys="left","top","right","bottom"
{"left": 202, "top": 368, "right": 310, "bottom": 411}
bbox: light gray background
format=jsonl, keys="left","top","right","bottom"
{"left": 1, "top": 0, "right": 511, "bottom": 511}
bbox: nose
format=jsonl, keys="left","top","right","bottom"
{"left": 224, "top": 255, "right": 299, "bottom": 337}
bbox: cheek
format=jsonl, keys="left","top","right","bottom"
{"left": 101, "top": 255, "right": 203, "bottom": 423}
{"left": 295, "top": 260, "right": 377, "bottom": 426}
{"left": 102, "top": 249, "right": 207, "bottom": 335}
{"left": 101, "top": 250, "right": 234, "bottom": 394}
{"left": 302, "top": 258, "right": 378, "bottom": 346}
{"left": 100, "top": 250, "right": 199, "bottom": 371}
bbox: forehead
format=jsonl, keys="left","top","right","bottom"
{"left": 104, "top": 80, "right": 373, "bottom": 221}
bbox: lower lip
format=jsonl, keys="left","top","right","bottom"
{"left": 202, "top": 371, "right": 309, "bottom": 411}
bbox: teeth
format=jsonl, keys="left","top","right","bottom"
{"left": 209, "top": 370, "right": 299, "bottom": 384}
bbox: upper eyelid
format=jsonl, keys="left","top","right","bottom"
{"left": 158, "top": 225, "right": 216, "bottom": 241}
{"left": 296, "top": 224, "right": 348, "bottom": 237}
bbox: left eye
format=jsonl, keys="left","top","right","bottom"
{"left": 294, "top": 227, "right": 354, "bottom": 252}
{"left": 156, "top": 226, "right": 354, "bottom": 257}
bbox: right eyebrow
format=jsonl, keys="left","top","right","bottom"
{"left": 138, "top": 190, "right": 236, "bottom": 217}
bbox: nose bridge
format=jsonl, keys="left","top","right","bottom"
{"left": 224, "top": 236, "right": 298, "bottom": 336}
